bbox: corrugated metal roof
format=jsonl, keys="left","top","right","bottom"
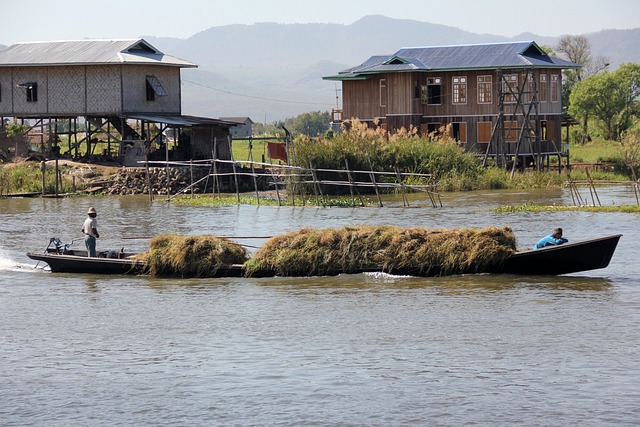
{"left": 324, "top": 41, "right": 580, "bottom": 81}
{"left": 0, "top": 39, "right": 197, "bottom": 68}
{"left": 128, "top": 114, "right": 237, "bottom": 127}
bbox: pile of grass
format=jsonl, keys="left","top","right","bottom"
{"left": 137, "top": 235, "right": 249, "bottom": 277}
{"left": 244, "top": 225, "right": 517, "bottom": 277}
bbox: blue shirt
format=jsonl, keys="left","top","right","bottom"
{"left": 534, "top": 234, "right": 568, "bottom": 249}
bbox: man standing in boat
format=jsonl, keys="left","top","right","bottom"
{"left": 82, "top": 207, "right": 100, "bottom": 257}
{"left": 534, "top": 227, "right": 568, "bottom": 249}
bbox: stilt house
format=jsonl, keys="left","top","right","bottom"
{"left": 0, "top": 39, "right": 236, "bottom": 163}
{"left": 324, "top": 41, "right": 581, "bottom": 170}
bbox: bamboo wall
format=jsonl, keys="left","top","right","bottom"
{"left": 0, "top": 64, "right": 182, "bottom": 117}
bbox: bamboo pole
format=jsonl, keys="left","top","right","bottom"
{"left": 366, "top": 153, "right": 383, "bottom": 207}
{"left": 394, "top": 166, "right": 409, "bottom": 207}
{"left": 228, "top": 136, "right": 240, "bottom": 204}
{"left": 122, "top": 235, "right": 274, "bottom": 240}
{"left": 247, "top": 137, "right": 260, "bottom": 205}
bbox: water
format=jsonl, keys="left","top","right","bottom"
{"left": 1, "top": 187, "right": 639, "bottom": 426}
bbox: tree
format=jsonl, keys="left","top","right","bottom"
{"left": 569, "top": 63, "right": 640, "bottom": 141}
{"left": 557, "top": 35, "right": 591, "bottom": 81}
{"left": 284, "top": 111, "right": 331, "bottom": 137}
{"left": 556, "top": 35, "right": 610, "bottom": 110}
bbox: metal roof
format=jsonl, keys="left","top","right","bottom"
{"left": 127, "top": 114, "right": 238, "bottom": 127}
{"left": 324, "top": 41, "right": 580, "bottom": 80}
{"left": 0, "top": 39, "right": 197, "bottom": 68}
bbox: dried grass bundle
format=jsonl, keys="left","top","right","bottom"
{"left": 138, "top": 235, "right": 249, "bottom": 277}
{"left": 244, "top": 226, "right": 516, "bottom": 277}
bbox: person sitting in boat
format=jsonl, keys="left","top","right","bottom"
{"left": 81, "top": 207, "right": 100, "bottom": 257}
{"left": 534, "top": 227, "right": 568, "bottom": 250}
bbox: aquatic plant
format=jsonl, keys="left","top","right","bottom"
{"left": 137, "top": 235, "right": 249, "bottom": 277}
{"left": 244, "top": 225, "right": 516, "bottom": 277}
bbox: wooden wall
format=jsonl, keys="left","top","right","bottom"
{"left": 341, "top": 67, "right": 565, "bottom": 149}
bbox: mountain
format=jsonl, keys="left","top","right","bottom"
{"left": 144, "top": 16, "right": 640, "bottom": 121}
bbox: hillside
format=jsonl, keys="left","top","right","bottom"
{"left": 4, "top": 17, "right": 638, "bottom": 123}
{"left": 143, "top": 16, "right": 638, "bottom": 122}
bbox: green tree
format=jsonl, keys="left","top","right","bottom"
{"left": 556, "top": 35, "right": 610, "bottom": 111}
{"left": 284, "top": 111, "right": 331, "bottom": 137}
{"left": 569, "top": 63, "right": 640, "bottom": 141}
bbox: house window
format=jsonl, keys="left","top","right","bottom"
{"left": 526, "top": 74, "right": 535, "bottom": 103}
{"left": 421, "top": 77, "right": 441, "bottom": 105}
{"left": 503, "top": 74, "right": 518, "bottom": 103}
{"left": 452, "top": 122, "right": 467, "bottom": 143}
{"left": 478, "top": 75, "right": 492, "bottom": 104}
{"left": 551, "top": 74, "right": 559, "bottom": 102}
{"left": 504, "top": 120, "right": 518, "bottom": 142}
{"left": 478, "top": 121, "right": 492, "bottom": 143}
{"left": 146, "top": 75, "right": 167, "bottom": 101}
{"left": 452, "top": 76, "right": 467, "bottom": 104}
{"left": 540, "top": 74, "right": 547, "bottom": 102}
{"left": 427, "top": 122, "right": 441, "bottom": 135}
{"left": 18, "top": 82, "right": 38, "bottom": 102}
{"left": 379, "top": 78, "right": 387, "bottom": 107}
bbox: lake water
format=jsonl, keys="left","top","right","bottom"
{"left": 1, "top": 186, "right": 639, "bottom": 426}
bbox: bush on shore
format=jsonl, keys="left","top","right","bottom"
{"left": 293, "top": 120, "right": 484, "bottom": 191}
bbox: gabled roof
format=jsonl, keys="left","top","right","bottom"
{"left": 0, "top": 39, "right": 197, "bottom": 68}
{"left": 324, "top": 41, "right": 580, "bottom": 81}
{"left": 220, "top": 117, "right": 255, "bottom": 125}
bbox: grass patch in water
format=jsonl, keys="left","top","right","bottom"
{"left": 244, "top": 225, "right": 516, "bottom": 277}
{"left": 135, "top": 235, "right": 249, "bottom": 277}
{"left": 493, "top": 203, "right": 640, "bottom": 213}
{"left": 172, "top": 194, "right": 376, "bottom": 207}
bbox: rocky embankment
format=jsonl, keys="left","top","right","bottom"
{"left": 103, "top": 167, "right": 201, "bottom": 195}
{"left": 94, "top": 166, "right": 269, "bottom": 195}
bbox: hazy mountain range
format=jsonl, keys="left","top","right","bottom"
{"left": 2, "top": 15, "right": 639, "bottom": 122}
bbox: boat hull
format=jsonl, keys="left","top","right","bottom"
{"left": 26, "top": 251, "right": 245, "bottom": 277}
{"left": 27, "top": 252, "right": 147, "bottom": 275}
{"left": 499, "top": 234, "right": 622, "bottom": 275}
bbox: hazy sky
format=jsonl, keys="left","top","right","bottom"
{"left": 1, "top": 0, "right": 638, "bottom": 45}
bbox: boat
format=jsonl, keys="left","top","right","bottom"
{"left": 27, "top": 250, "right": 147, "bottom": 275}
{"left": 498, "top": 234, "right": 622, "bottom": 275}
{"left": 26, "top": 237, "right": 244, "bottom": 276}
{"left": 28, "top": 234, "right": 622, "bottom": 277}
{"left": 27, "top": 237, "right": 146, "bottom": 274}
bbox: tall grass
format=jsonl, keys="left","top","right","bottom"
{"left": 0, "top": 163, "right": 80, "bottom": 194}
{"left": 293, "top": 120, "right": 483, "bottom": 191}
{"left": 570, "top": 139, "right": 624, "bottom": 163}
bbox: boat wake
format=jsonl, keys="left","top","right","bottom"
{"left": 365, "top": 271, "right": 413, "bottom": 281}
{"left": 0, "top": 251, "right": 42, "bottom": 273}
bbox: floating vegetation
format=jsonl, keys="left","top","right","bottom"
{"left": 135, "top": 235, "right": 249, "bottom": 277}
{"left": 172, "top": 194, "right": 376, "bottom": 207}
{"left": 493, "top": 203, "right": 640, "bottom": 213}
{"left": 244, "top": 225, "right": 516, "bottom": 277}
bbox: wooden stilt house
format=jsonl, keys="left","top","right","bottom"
{"left": 0, "top": 39, "right": 236, "bottom": 163}
{"left": 324, "top": 41, "right": 581, "bottom": 170}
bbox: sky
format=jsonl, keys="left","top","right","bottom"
{"left": 1, "top": 0, "right": 638, "bottom": 45}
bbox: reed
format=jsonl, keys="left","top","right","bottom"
{"left": 244, "top": 225, "right": 516, "bottom": 277}
{"left": 136, "top": 235, "right": 249, "bottom": 277}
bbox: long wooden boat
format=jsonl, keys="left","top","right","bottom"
{"left": 27, "top": 248, "right": 245, "bottom": 277}
{"left": 497, "top": 234, "right": 622, "bottom": 275}
{"left": 28, "top": 234, "right": 621, "bottom": 277}
{"left": 27, "top": 249, "right": 147, "bottom": 275}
